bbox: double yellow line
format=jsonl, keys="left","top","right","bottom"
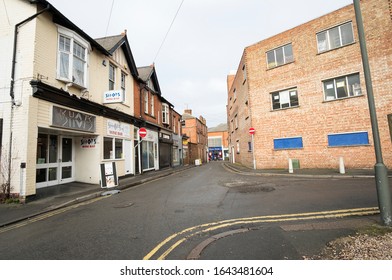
{"left": 0, "top": 196, "right": 107, "bottom": 234}
{"left": 143, "top": 207, "right": 379, "bottom": 260}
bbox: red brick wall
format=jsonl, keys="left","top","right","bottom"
{"left": 228, "top": 0, "right": 392, "bottom": 169}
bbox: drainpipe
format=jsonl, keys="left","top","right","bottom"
{"left": 8, "top": 4, "right": 50, "bottom": 195}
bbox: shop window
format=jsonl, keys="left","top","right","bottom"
{"left": 104, "top": 137, "right": 123, "bottom": 159}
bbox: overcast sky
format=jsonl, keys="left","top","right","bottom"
{"left": 49, "top": 0, "right": 353, "bottom": 127}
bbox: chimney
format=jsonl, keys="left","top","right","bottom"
{"left": 184, "top": 109, "right": 192, "bottom": 115}
{"left": 121, "top": 29, "right": 127, "bottom": 36}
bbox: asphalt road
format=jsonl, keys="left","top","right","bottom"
{"left": 0, "top": 162, "right": 382, "bottom": 260}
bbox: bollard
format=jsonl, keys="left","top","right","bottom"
{"left": 289, "top": 158, "right": 294, "bottom": 174}
{"left": 339, "top": 157, "right": 345, "bottom": 174}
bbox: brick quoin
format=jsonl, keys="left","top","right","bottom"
{"left": 227, "top": 0, "right": 392, "bottom": 170}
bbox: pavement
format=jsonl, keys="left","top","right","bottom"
{"left": 0, "top": 165, "right": 194, "bottom": 228}
{"left": 0, "top": 162, "right": 389, "bottom": 260}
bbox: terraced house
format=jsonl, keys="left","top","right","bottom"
{"left": 0, "top": 0, "right": 182, "bottom": 200}
{"left": 227, "top": 0, "right": 392, "bottom": 170}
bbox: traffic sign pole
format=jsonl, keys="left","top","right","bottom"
{"left": 252, "top": 134, "right": 256, "bottom": 170}
{"left": 249, "top": 127, "right": 256, "bottom": 170}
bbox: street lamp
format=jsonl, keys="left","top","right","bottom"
{"left": 353, "top": 0, "right": 392, "bottom": 226}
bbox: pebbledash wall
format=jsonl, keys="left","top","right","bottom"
{"left": 227, "top": 0, "right": 392, "bottom": 170}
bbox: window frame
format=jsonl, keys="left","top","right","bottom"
{"left": 57, "top": 26, "right": 89, "bottom": 88}
{"left": 271, "top": 88, "right": 299, "bottom": 110}
{"left": 162, "top": 103, "right": 170, "bottom": 124}
{"left": 103, "top": 137, "right": 123, "bottom": 160}
{"left": 144, "top": 91, "right": 149, "bottom": 114}
{"left": 266, "top": 43, "right": 294, "bottom": 69}
{"left": 121, "top": 71, "right": 126, "bottom": 100}
{"left": 316, "top": 21, "right": 355, "bottom": 53}
{"left": 109, "top": 64, "right": 116, "bottom": 91}
{"left": 322, "top": 73, "right": 362, "bottom": 101}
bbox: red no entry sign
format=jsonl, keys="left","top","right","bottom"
{"left": 249, "top": 127, "right": 256, "bottom": 135}
{"left": 138, "top": 127, "right": 147, "bottom": 138}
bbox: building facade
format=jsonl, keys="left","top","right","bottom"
{"left": 182, "top": 109, "right": 208, "bottom": 164}
{"left": 0, "top": 0, "right": 182, "bottom": 200}
{"left": 208, "top": 123, "right": 229, "bottom": 161}
{"left": 227, "top": 0, "right": 392, "bottom": 170}
{"left": 134, "top": 65, "right": 183, "bottom": 172}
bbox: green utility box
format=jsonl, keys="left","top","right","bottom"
{"left": 292, "top": 159, "right": 300, "bottom": 169}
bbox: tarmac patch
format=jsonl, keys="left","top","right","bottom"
{"left": 221, "top": 180, "right": 276, "bottom": 193}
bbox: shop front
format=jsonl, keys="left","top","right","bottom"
{"left": 135, "top": 127, "right": 159, "bottom": 173}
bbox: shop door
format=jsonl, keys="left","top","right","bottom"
{"left": 59, "top": 137, "right": 74, "bottom": 184}
{"left": 124, "top": 140, "right": 133, "bottom": 175}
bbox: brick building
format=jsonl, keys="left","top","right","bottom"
{"left": 182, "top": 109, "right": 208, "bottom": 164}
{"left": 227, "top": 0, "right": 392, "bottom": 170}
{"left": 208, "top": 123, "right": 229, "bottom": 161}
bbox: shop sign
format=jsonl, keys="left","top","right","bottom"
{"left": 103, "top": 90, "right": 124, "bottom": 104}
{"left": 107, "top": 120, "right": 131, "bottom": 137}
{"left": 52, "top": 106, "right": 96, "bottom": 132}
{"left": 81, "top": 137, "right": 97, "bottom": 148}
{"left": 100, "top": 162, "right": 118, "bottom": 188}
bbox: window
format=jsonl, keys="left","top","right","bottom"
{"left": 57, "top": 27, "right": 89, "bottom": 87}
{"left": 208, "top": 137, "right": 222, "bottom": 147}
{"left": 162, "top": 104, "right": 169, "bottom": 124}
{"left": 236, "top": 140, "right": 240, "bottom": 154}
{"left": 144, "top": 91, "right": 149, "bottom": 114}
{"left": 271, "top": 88, "right": 299, "bottom": 110}
{"left": 151, "top": 94, "right": 155, "bottom": 117}
{"left": 109, "top": 64, "right": 115, "bottom": 90}
{"left": 121, "top": 72, "right": 126, "bottom": 97}
{"left": 248, "top": 141, "right": 252, "bottom": 152}
{"left": 242, "top": 64, "right": 247, "bottom": 83}
{"left": 317, "top": 22, "right": 354, "bottom": 53}
{"left": 267, "top": 44, "right": 293, "bottom": 69}
{"left": 323, "top": 73, "right": 361, "bottom": 101}
{"left": 103, "top": 137, "right": 123, "bottom": 159}
{"left": 234, "top": 114, "right": 238, "bottom": 129}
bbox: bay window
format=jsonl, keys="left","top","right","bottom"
{"left": 57, "top": 27, "right": 89, "bottom": 88}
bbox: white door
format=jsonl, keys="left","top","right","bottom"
{"left": 124, "top": 140, "right": 133, "bottom": 175}
{"left": 59, "top": 137, "right": 74, "bottom": 184}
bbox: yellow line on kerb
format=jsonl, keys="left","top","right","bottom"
{"left": 144, "top": 207, "right": 379, "bottom": 260}
{"left": 0, "top": 196, "right": 107, "bottom": 234}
